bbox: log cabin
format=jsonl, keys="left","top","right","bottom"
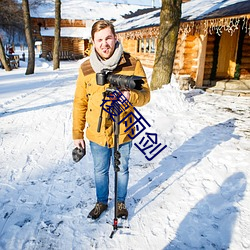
{"left": 115, "top": 0, "right": 250, "bottom": 93}
{"left": 31, "top": 18, "right": 92, "bottom": 60}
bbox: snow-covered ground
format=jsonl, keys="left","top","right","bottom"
{"left": 0, "top": 49, "right": 250, "bottom": 250}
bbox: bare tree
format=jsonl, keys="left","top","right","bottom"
{"left": 29, "top": 0, "right": 47, "bottom": 8}
{"left": 0, "top": 0, "right": 24, "bottom": 38}
{"left": 151, "top": 0, "right": 182, "bottom": 90}
{"left": 0, "top": 0, "right": 23, "bottom": 71}
{"left": 0, "top": 37, "right": 11, "bottom": 71}
{"left": 53, "top": 0, "right": 61, "bottom": 70}
{"left": 22, "top": 0, "right": 35, "bottom": 75}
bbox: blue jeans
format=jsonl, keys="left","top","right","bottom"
{"left": 90, "top": 141, "right": 132, "bottom": 205}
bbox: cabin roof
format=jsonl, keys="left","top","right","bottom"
{"left": 115, "top": 0, "right": 250, "bottom": 32}
{"left": 30, "top": 0, "right": 151, "bottom": 20}
{"left": 40, "top": 27, "right": 91, "bottom": 39}
{"left": 182, "top": 0, "right": 250, "bottom": 21}
{"left": 115, "top": 8, "right": 160, "bottom": 33}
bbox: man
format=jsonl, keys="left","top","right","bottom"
{"left": 72, "top": 20, "right": 150, "bottom": 220}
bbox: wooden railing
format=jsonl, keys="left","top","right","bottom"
{"left": 46, "top": 51, "right": 83, "bottom": 61}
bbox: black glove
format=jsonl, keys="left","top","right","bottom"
{"left": 72, "top": 145, "right": 86, "bottom": 162}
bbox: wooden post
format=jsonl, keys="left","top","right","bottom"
{"left": 195, "top": 32, "right": 207, "bottom": 88}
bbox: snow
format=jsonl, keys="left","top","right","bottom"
{"left": 30, "top": 0, "right": 152, "bottom": 20}
{"left": 114, "top": 9, "right": 160, "bottom": 32}
{"left": 40, "top": 27, "right": 92, "bottom": 39}
{"left": 115, "top": 0, "right": 249, "bottom": 32}
{"left": 181, "top": 0, "right": 249, "bottom": 21}
{"left": 94, "top": 0, "right": 161, "bottom": 7}
{"left": 0, "top": 48, "right": 250, "bottom": 249}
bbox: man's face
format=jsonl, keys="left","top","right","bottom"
{"left": 93, "top": 27, "right": 117, "bottom": 60}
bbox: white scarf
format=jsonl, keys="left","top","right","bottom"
{"left": 90, "top": 41, "right": 123, "bottom": 73}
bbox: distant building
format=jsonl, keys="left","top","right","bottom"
{"left": 31, "top": 18, "right": 92, "bottom": 60}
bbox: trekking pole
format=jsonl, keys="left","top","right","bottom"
{"left": 110, "top": 112, "right": 121, "bottom": 238}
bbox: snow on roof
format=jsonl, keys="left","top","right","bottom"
{"left": 40, "top": 27, "right": 91, "bottom": 39}
{"left": 114, "top": 0, "right": 250, "bottom": 32}
{"left": 182, "top": 0, "right": 250, "bottom": 21}
{"left": 30, "top": 0, "right": 151, "bottom": 20}
{"left": 114, "top": 8, "right": 160, "bottom": 32}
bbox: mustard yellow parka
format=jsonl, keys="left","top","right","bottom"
{"left": 72, "top": 52, "right": 150, "bottom": 148}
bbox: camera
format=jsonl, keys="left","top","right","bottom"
{"left": 96, "top": 70, "right": 144, "bottom": 90}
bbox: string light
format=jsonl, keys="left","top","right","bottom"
{"left": 117, "top": 15, "right": 250, "bottom": 39}
{"left": 179, "top": 15, "right": 250, "bottom": 37}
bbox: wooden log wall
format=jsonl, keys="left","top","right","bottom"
{"left": 240, "top": 35, "right": 250, "bottom": 79}
{"left": 72, "top": 38, "right": 87, "bottom": 55}
{"left": 183, "top": 35, "right": 198, "bottom": 79}
{"left": 41, "top": 37, "right": 86, "bottom": 58}
{"left": 120, "top": 39, "right": 137, "bottom": 54}
{"left": 173, "top": 34, "right": 199, "bottom": 80}
{"left": 61, "top": 38, "right": 74, "bottom": 52}
{"left": 41, "top": 37, "right": 53, "bottom": 58}
{"left": 173, "top": 34, "right": 185, "bottom": 75}
{"left": 120, "top": 38, "right": 156, "bottom": 68}
{"left": 134, "top": 53, "right": 156, "bottom": 68}
{"left": 32, "top": 18, "right": 86, "bottom": 29}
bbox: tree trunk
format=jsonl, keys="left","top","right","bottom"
{"left": 53, "top": 0, "right": 61, "bottom": 70}
{"left": 151, "top": 0, "right": 182, "bottom": 90}
{"left": 0, "top": 37, "right": 11, "bottom": 71}
{"left": 22, "top": 0, "right": 35, "bottom": 75}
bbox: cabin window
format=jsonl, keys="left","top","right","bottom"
{"left": 150, "top": 38, "right": 155, "bottom": 53}
{"left": 137, "top": 38, "right": 156, "bottom": 54}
